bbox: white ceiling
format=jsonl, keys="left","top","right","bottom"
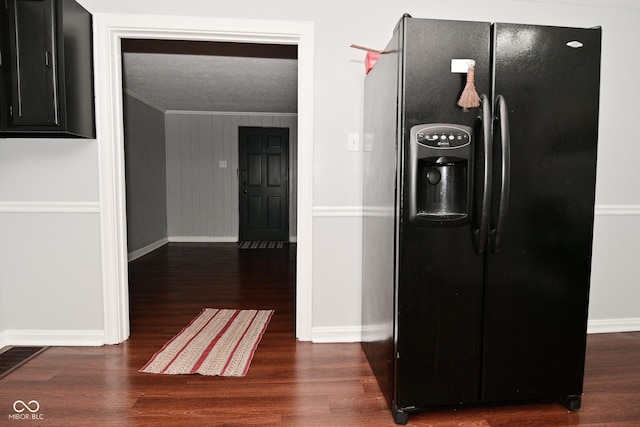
{"left": 121, "top": 52, "right": 298, "bottom": 113}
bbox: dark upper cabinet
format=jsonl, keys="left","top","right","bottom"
{"left": 0, "top": 0, "right": 95, "bottom": 138}
{"left": 0, "top": 9, "right": 6, "bottom": 132}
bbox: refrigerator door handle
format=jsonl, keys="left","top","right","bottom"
{"left": 490, "top": 95, "right": 511, "bottom": 254}
{"left": 474, "top": 94, "right": 492, "bottom": 255}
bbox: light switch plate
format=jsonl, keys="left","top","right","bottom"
{"left": 348, "top": 133, "right": 359, "bottom": 152}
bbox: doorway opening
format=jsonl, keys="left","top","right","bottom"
{"left": 121, "top": 40, "right": 298, "bottom": 249}
{"left": 120, "top": 41, "right": 298, "bottom": 338}
{"left": 94, "top": 15, "right": 314, "bottom": 344}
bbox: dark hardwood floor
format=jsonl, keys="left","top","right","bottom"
{"left": 1, "top": 242, "right": 639, "bottom": 426}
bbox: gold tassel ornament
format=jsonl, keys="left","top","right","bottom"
{"left": 457, "top": 66, "right": 481, "bottom": 111}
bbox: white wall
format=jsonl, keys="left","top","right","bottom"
{"left": 0, "top": 140, "right": 104, "bottom": 346}
{"left": 124, "top": 93, "right": 168, "bottom": 258}
{"left": 1, "top": 0, "right": 638, "bottom": 346}
{"left": 164, "top": 112, "right": 298, "bottom": 242}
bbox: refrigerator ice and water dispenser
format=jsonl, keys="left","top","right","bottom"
{"left": 408, "top": 124, "right": 473, "bottom": 225}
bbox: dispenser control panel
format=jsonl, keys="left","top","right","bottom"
{"left": 415, "top": 124, "right": 471, "bottom": 149}
{"left": 409, "top": 123, "right": 474, "bottom": 226}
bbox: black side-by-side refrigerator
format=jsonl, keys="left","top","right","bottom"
{"left": 361, "top": 15, "right": 601, "bottom": 424}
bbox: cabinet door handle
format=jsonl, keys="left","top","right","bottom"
{"left": 45, "top": 51, "right": 52, "bottom": 67}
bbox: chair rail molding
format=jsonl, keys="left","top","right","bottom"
{"left": 0, "top": 201, "right": 100, "bottom": 213}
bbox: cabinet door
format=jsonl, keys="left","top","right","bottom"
{"left": 0, "top": 13, "right": 5, "bottom": 130}
{"left": 7, "top": 0, "right": 59, "bottom": 127}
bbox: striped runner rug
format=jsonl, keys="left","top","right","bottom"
{"left": 140, "top": 308, "right": 273, "bottom": 377}
{"left": 238, "top": 241, "right": 284, "bottom": 249}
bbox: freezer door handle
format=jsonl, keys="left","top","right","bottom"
{"left": 474, "top": 94, "right": 492, "bottom": 255}
{"left": 490, "top": 95, "right": 511, "bottom": 254}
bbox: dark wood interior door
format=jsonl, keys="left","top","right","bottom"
{"left": 239, "top": 127, "right": 289, "bottom": 241}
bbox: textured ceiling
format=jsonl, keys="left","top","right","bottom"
{"left": 121, "top": 41, "right": 298, "bottom": 113}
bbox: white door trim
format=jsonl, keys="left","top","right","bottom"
{"left": 93, "top": 13, "right": 314, "bottom": 344}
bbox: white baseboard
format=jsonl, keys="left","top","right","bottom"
{"left": 0, "top": 329, "right": 105, "bottom": 347}
{"left": 309, "top": 319, "right": 640, "bottom": 344}
{"left": 129, "top": 236, "right": 249, "bottom": 261}
{"left": 168, "top": 236, "right": 238, "bottom": 243}
{"left": 168, "top": 236, "right": 297, "bottom": 243}
{"left": 587, "top": 318, "right": 640, "bottom": 334}
{"left": 128, "top": 237, "right": 169, "bottom": 261}
{"left": 311, "top": 326, "right": 361, "bottom": 343}
{"left": 0, "top": 320, "right": 636, "bottom": 348}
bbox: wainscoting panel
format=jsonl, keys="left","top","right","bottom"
{"left": 587, "top": 205, "right": 640, "bottom": 333}
{"left": 311, "top": 207, "right": 362, "bottom": 343}
{"left": 165, "top": 112, "right": 297, "bottom": 240}
{"left": 310, "top": 205, "right": 640, "bottom": 343}
{"left": 0, "top": 207, "right": 104, "bottom": 346}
